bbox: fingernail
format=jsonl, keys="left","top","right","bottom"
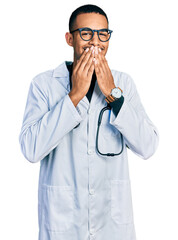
{"left": 99, "top": 48, "right": 101, "bottom": 52}
{"left": 85, "top": 48, "right": 89, "bottom": 52}
{"left": 91, "top": 46, "right": 94, "bottom": 51}
{"left": 95, "top": 47, "right": 98, "bottom": 55}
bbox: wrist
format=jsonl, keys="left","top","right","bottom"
{"left": 105, "top": 84, "right": 116, "bottom": 97}
{"left": 105, "top": 86, "right": 123, "bottom": 103}
{"left": 69, "top": 90, "right": 82, "bottom": 107}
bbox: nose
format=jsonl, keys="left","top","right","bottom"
{"left": 89, "top": 32, "right": 100, "bottom": 46}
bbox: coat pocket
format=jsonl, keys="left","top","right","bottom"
{"left": 110, "top": 179, "right": 133, "bottom": 224}
{"left": 101, "top": 123, "right": 119, "bottom": 138}
{"left": 42, "top": 184, "right": 74, "bottom": 232}
{"left": 98, "top": 123, "right": 123, "bottom": 154}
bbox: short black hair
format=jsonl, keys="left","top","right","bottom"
{"left": 69, "top": 4, "right": 109, "bottom": 32}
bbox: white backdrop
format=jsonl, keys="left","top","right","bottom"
{"left": 0, "top": 0, "right": 178, "bottom": 239}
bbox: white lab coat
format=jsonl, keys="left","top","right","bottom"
{"left": 19, "top": 61, "right": 159, "bottom": 240}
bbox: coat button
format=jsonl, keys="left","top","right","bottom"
{"left": 90, "top": 229, "right": 95, "bottom": 235}
{"left": 88, "top": 149, "right": 94, "bottom": 155}
{"left": 88, "top": 108, "right": 92, "bottom": 114}
{"left": 89, "top": 189, "right": 95, "bottom": 195}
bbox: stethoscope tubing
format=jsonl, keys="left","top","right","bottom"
{"left": 96, "top": 104, "right": 124, "bottom": 156}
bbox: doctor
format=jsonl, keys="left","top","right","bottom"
{"left": 19, "top": 4, "right": 159, "bottom": 240}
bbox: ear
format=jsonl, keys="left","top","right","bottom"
{"left": 65, "top": 32, "right": 74, "bottom": 47}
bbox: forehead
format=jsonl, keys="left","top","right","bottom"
{"left": 74, "top": 13, "right": 108, "bottom": 29}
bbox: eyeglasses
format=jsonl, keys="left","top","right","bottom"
{"left": 70, "top": 27, "right": 113, "bottom": 42}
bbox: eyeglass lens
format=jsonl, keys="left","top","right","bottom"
{"left": 80, "top": 29, "right": 110, "bottom": 42}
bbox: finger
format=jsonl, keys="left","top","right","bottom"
{"left": 95, "top": 51, "right": 105, "bottom": 75}
{"left": 100, "top": 52, "right": 110, "bottom": 72}
{"left": 94, "top": 57, "right": 101, "bottom": 75}
{"left": 98, "top": 51, "right": 110, "bottom": 75}
{"left": 87, "top": 61, "right": 95, "bottom": 79}
{"left": 80, "top": 46, "right": 95, "bottom": 71}
{"left": 101, "top": 55, "right": 113, "bottom": 80}
{"left": 77, "top": 46, "right": 94, "bottom": 72}
{"left": 83, "top": 50, "right": 95, "bottom": 73}
{"left": 75, "top": 47, "right": 92, "bottom": 72}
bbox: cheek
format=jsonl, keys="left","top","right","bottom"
{"left": 77, "top": 47, "right": 85, "bottom": 57}
{"left": 74, "top": 46, "right": 85, "bottom": 60}
{"left": 103, "top": 44, "right": 109, "bottom": 56}
{"left": 75, "top": 42, "right": 85, "bottom": 53}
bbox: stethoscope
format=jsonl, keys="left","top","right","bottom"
{"left": 74, "top": 103, "right": 124, "bottom": 157}
{"left": 95, "top": 103, "right": 124, "bottom": 157}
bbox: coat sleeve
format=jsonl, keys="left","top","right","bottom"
{"left": 109, "top": 73, "right": 159, "bottom": 160}
{"left": 19, "top": 75, "right": 84, "bottom": 163}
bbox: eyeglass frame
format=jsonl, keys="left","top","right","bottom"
{"left": 70, "top": 27, "right": 113, "bottom": 42}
